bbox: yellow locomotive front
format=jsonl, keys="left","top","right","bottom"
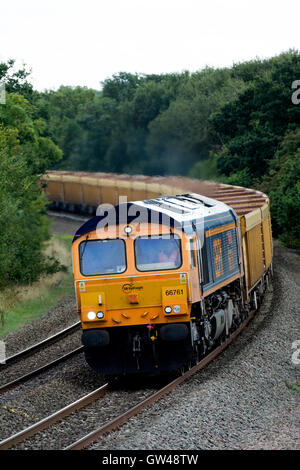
{"left": 72, "top": 204, "right": 199, "bottom": 375}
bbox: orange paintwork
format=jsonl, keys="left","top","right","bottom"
{"left": 72, "top": 223, "right": 200, "bottom": 330}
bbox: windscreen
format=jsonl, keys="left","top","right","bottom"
{"left": 135, "top": 235, "right": 181, "bottom": 271}
{"left": 79, "top": 239, "right": 126, "bottom": 275}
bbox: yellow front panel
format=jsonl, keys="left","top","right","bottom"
{"left": 162, "top": 285, "right": 188, "bottom": 315}
{"left": 162, "top": 285, "right": 187, "bottom": 299}
{"left": 80, "top": 279, "right": 161, "bottom": 310}
{"left": 81, "top": 290, "right": 106, "bottom": 308}
{"left": 78, "top": 274, "right": 190, "bottom": 329}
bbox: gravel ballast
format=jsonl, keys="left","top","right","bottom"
{"left": 89, "top": 245, "right": 299, "bottom": 450}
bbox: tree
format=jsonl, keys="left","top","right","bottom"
{"left": 0, "top": 59, "right": 33, "bottom": 99}
{"left": 0, "top": 93, "right": 62, "bottom": 173}
{"left": 0, "top": 91, "right": 62, "bottom": 287}
{"left": 261, "top": 129, "right": 300, "bottom": 248}
{"left": 102, "top": 72, "right": 140, "bottom": 102}
{"left": 146, "top": 68, "right": 246, "bottom": 175}
{"left": 211, "top": 51, "right": 300, "bottom": 184}
{"left": 33, "top": 86, "right": 97, "bottom": 168}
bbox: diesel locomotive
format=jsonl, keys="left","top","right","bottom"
{"left": 71, "top": 191, "right": 272, "bottom": 376}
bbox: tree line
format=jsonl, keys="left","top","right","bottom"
{"left": 0, "top": 51, "right": 299, "bottom": 286}
{"left": 38, "top": 50, "right": 300, "bottom": 247}
{"left": 0, "top": 60, "right": 62, "bottom": 287}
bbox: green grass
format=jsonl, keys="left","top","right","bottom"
{"left": 56, "top": 233, "right": 74, "bottom": 250}
{"left": 0, "top": 234, "right": 74, "bottom": 338}
{"left": 285, "top": 380, "right": 300, "bottom": 393}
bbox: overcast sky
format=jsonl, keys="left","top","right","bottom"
{"left": 0, "top": 0, "right": 299, "bottom": 91}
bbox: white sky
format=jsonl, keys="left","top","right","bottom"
{"left": 0, "top": 0, "right": 299, "bottom": 91}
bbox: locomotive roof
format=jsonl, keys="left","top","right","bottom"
{"left": 73, "top": 193, "right": 238, "bottom": 242}
{"left": 139, "top": 193, "right": 230, "bottom": 220}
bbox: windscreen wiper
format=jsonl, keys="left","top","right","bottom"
{"left": 79, "top": 235, "right": 89, "bottom": 263}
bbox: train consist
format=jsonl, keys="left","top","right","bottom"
{"left": 42, "top": 171, "right": 273, "bottom": 375}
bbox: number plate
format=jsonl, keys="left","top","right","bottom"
{"left": 162, "top": 286, "right": 187, "bottom": 299}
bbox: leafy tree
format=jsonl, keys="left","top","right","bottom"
{"left": 0, "top": 93, "right": 62, "bottom": 173}
{"left": 188, "top": 152, "right": 219, "bottom": 181}
{"left": 72, "top": 95, "right": 119, "bottom": 171}
{"left": 33, "top": 86, "right": 97, "bottom": 168}
{"left": 0, "top": 88, "right": 62, "bottom": 287}
{"left": 25, "top": 51, "right": 300, "bottom": 247}
{"left": 261, "top": 129, "right": 300, "bottom": 248}
{"left": 147, "top": 68, "right": 246, "bottom": 175}
{"left": 0, "top": 125, "right": 60, "bottom": 287}
{"left": 0, "top": 59, "right": 33, "bottom": 99}
{"left": 102, "top": 72, "right": 140, "bottom": 102}
{"left": 211, "top": 51, "right": 300, "bottom": 184}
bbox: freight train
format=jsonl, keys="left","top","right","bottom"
{"left": 42, "top": 171, "right": 273, "bottom": 375}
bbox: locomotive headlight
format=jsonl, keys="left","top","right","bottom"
{"left": 173, "top": 305, "right": 181, "bottom": 313}
{"left": 124, "top": 225, "right": 132, "bottom": 234}
{"left": 87, "top": 311, "right": 96, "bottom": 320}
{"left": 164, "top": 306, "right": 172, "bottom": 314}
{"left": 96, "top": 311, "right": 104, "bottom": 319}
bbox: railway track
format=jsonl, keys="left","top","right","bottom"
{"left": 0, "top": 384, "right": 108, "bottom": 450}
{"left": 0, "top": 321, "right": 82, "bottom": 393}
{"left": 2, "top": 321, "right": 80, "bottom": 367}
{"left": 0, "top": 307, "right": 256, "bottom": 450}
{"left": 0, "top": 346, "right": 83, "bottom": 394}
{"left": 0, "top": 174, "right": 275, "bottom": 449}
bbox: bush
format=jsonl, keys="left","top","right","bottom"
{"left": 261, "top": 130, "right": 300, "bottom": 248}
{"left": 0, "top": 90, "right": 62, "bottom": 287}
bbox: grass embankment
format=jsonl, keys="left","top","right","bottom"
{"left": 0, "top": 234, "right": 74, "bottom": 338}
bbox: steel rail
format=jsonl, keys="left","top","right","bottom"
{"left": 0, "top": 383, "right": 108, "bottom": 450}
{"left": 0, "top": 309, "right": 256, "bottom": 450}
{"left": 1, "top": 321, "right": 81, "bottom": 368}
{"left": 0, "top": 346, "right": 84, "bottom": 395}
{"left": 66, "top": 309, "right": 256, "bottom": 450}
{"left": 47, "top": 211, "right": 89, "bottom": 222}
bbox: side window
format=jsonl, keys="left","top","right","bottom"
{"left": 210, "top": 228, "right": 239, "bottom": 281}
{"left": 189, "top": 238, "right": 196, "bottom": 269}
{"left": 202, "top": 238, "right": 211, "bottom": 285}
{"left": 213, "top": 237, "right": 224, "bottom": 278}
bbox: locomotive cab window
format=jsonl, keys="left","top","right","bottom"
{"left": 79, "top": 238, "right": 126, "bottom": 276}
{"left": 135, "top": 235, "right": 182, "bottom": 271}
